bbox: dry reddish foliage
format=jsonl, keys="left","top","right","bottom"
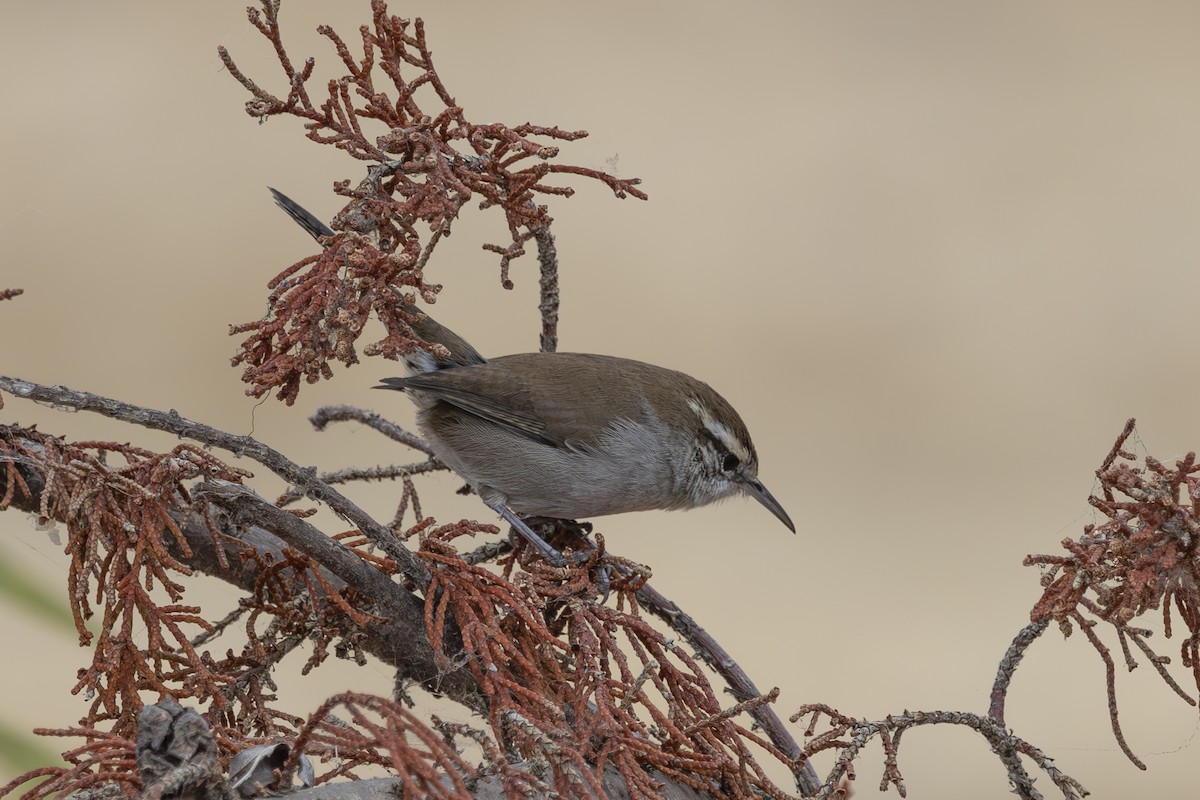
{"left": 787, "top": 421, "right": 1200, "bottom": 799}
{"left": 419, "top": 527, "right": 796, "bottom": 798}
{"left": 0, "top": 417, "right": 802, "bottom": 800}
{"left": 1026, "top": 418, "right": 1200, "bottom": 768}
{"left": 220, "top": 0, "right": 644, "bottom": 404}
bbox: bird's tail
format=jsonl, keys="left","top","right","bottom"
{"left": 268, "top": 187, "right": 336, "bottom": 241}
{"left": 403, "top": 310, "right": 486, "bottom": 373}
{"left": 268, "top": 187, "right": 485, "bottom": 374}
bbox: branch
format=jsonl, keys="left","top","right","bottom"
{"left": 0, "top": 375, "right": 431, "bottom": 589}
{"left": 989, "top": 618, "right": 1050, "bottom": 727}
{"left": 534, "top": 226, "right": 559, "bottom": 354}
{"left": 793, "top": 705, "right": 1088, "bottom": 800}
{"left": 0, "top": 406, "right": 807, "bottom": 796}
{"left": 0, "top": 434, "right": 483, "bottom": 710}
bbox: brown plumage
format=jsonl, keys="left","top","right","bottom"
{"left": 267, "top": 187, "right": 794, "bottom": 563}
{"left": 378, "top": 351, "right": 791, "bottom": 529}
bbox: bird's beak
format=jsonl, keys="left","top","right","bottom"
{"left": 742, "top": 478, "right": 796, "bottom": 533}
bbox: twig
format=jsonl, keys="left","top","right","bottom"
{"left": 989, "top": 618, "right": 1050, "bottom": 727}
{"left": 309, "top": 404, "right": 433, "bottom": 454}
{"left": 534, "top": 226, "right": 559, "bottom": 354}
{"left": 191, "top": 604, "right": 248, "bottom": 647}
{"left": 636, "top": 581, "right": 821, "bottom": 795}
{"left": 793, "top": 706, "right": 1089, "bottom": 800}
{"left": 276, "top": 460, "right": 443, "bottom": 507}
{"left": 1095, "top": 417, "right": 1136, "bottom": 502}
{"left": 1073, "top": 611, "right": 1145, "bottom": 769}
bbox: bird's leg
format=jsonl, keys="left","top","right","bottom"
{"left": 526, "top": 517, "right": 613, "bottom": 601}
{"left": 594, "top": 562, "right": 612, "bottom": 604}
{"left": 487, "top": 501, "right": 568, "bottom": 567}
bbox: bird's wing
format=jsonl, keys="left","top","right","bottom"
{"left": 378, "top": 354, "right": 660, "bottom": 450}
{"left": 379, "top": 368, "right": 563, "bottom": 448}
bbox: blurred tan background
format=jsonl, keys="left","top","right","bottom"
{"left": 2, "top": 1, "right": 1199, "bottom": 796}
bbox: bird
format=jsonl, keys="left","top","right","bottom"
{"left": 270, "top": 188, "right": 794, "bottom": 564}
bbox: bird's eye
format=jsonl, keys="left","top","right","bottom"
{"left": 721, "top": 453, "right": 740, "bottom": 472}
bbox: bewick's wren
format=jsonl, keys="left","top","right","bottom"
{"left": 270, "top": 188, "right": 794, "bottom": 563}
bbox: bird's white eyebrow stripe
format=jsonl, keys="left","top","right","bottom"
{"left": 686, "top": 398, "right": 751, "bottom": 463}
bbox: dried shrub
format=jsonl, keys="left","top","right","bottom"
{"left": 0, "top": 424, "right": 425, "bottom": 798}
{"left": 0, "top": 430, "right": 251, "bottom": 729}
{"left": 291, "top": 693, "right": 474, "bottom": 796}
{"left": 0, "top": 415, "right": 804, "bottom": 800}
{"left": 782, "top": 421, "right": 1200, "bottom": 799}
{"left": 419, "top": 526, "right": 796, "bottom": 799}
{"left": 9, "top": 4, "right": 1191, "bottom": 800}
{"left": 1026, "top": 418, "right": 1200, "bottom": 768}
{"left": 220, "top": 1, "right": 645, "bottom": 403}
